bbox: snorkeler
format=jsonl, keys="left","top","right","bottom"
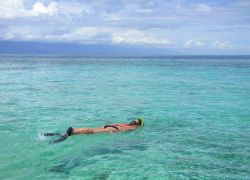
{"left": 44, "top": 117, "right": 144, "bottom": 143}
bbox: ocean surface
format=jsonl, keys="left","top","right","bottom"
{"left": 0, "top": 55, "right": 250, "bottom": 179}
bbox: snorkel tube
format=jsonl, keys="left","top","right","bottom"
{"left": 138, "top": 116, "right": 144, "bottom": 126}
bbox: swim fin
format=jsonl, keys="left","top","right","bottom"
{"left": 45, "top": 127, "right": 73, "bottom": 143}
{"left": 44, "top": 133, "right": 61, "bottom": 136}
{"left": 52, "top": 134, "right": 68, "bottom": 143}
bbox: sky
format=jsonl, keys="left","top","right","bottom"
{"left": 0, "top": 0, "right": 250, "bottom": 55}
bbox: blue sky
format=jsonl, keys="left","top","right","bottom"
{"left": 0, "top": 0, "right": 250, "bottom": 55}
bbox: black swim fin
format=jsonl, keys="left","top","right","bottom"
{"left": 46, "top": 127, "right": 73, "bottom": 143}
{"left": 52, "top": 134, "right": 68, "bottom": 143}
{"left": 44, "top": 133, "right": 61, "bottom": 136}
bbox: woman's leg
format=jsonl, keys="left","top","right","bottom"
{"left": 72, "top": 127, "right": 116, "bottom": 135}
{"left": 72, "top": 128, "right": 95, "bottom": 135}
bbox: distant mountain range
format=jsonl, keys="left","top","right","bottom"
{"left": 0, "top": 41, "right": 249, "bottom": 56}
{"left": 0, "top": 41, "right": 180, "bottom": 56}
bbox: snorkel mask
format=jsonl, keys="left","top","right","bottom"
{"left": 129, "top": 116, "right": 144, "bottom": 126}
{"left": 137, "top": 116, "right": 144, "bottom": 126}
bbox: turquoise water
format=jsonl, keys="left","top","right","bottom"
{"left": 0, "top": 55, "right": 250, "bottom": 179}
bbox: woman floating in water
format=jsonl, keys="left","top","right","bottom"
{"left": 44, "top": 117, "right": 144, "bottom": 143}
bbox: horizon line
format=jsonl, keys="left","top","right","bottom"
{"left": 1, "top": 54, "right": 250, "bottom": 57}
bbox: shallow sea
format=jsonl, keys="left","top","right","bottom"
{"left": 0, "top": 55, "right": 250, "bottom": 179}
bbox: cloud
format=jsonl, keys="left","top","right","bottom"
{"left": 0, "top": 0, "right": 23, "bottom": 18}
{"left": 195, "top": 4, "right": 211, "bottom": 13}
{"left": 2, "top": 25, "right": 173, "bottom": 46}
{"left": 183, "top": 40, "right": 204, "bottom": 48}
{"left": 136, "top": 9, "right": 152, "bottom": 13}
{"left": 31, "top": 2, "right": 58, "bottom": 16}
{"left": 212, "top": 41, "right": 233, "bottom": 50}
{"left": 46, "top": 27, "right": 173, "bottom": 46}
{"left": 0, "top": 0, "right": 58, "bottom": 19}
{"left": 57, "top": 1, "right": 92, "bottom": 16}
{"left": 112, "top": 29, "right": 172, "bottom": 45}
{"left": 101, "top": 13, "right": 122, "bottom": 21}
